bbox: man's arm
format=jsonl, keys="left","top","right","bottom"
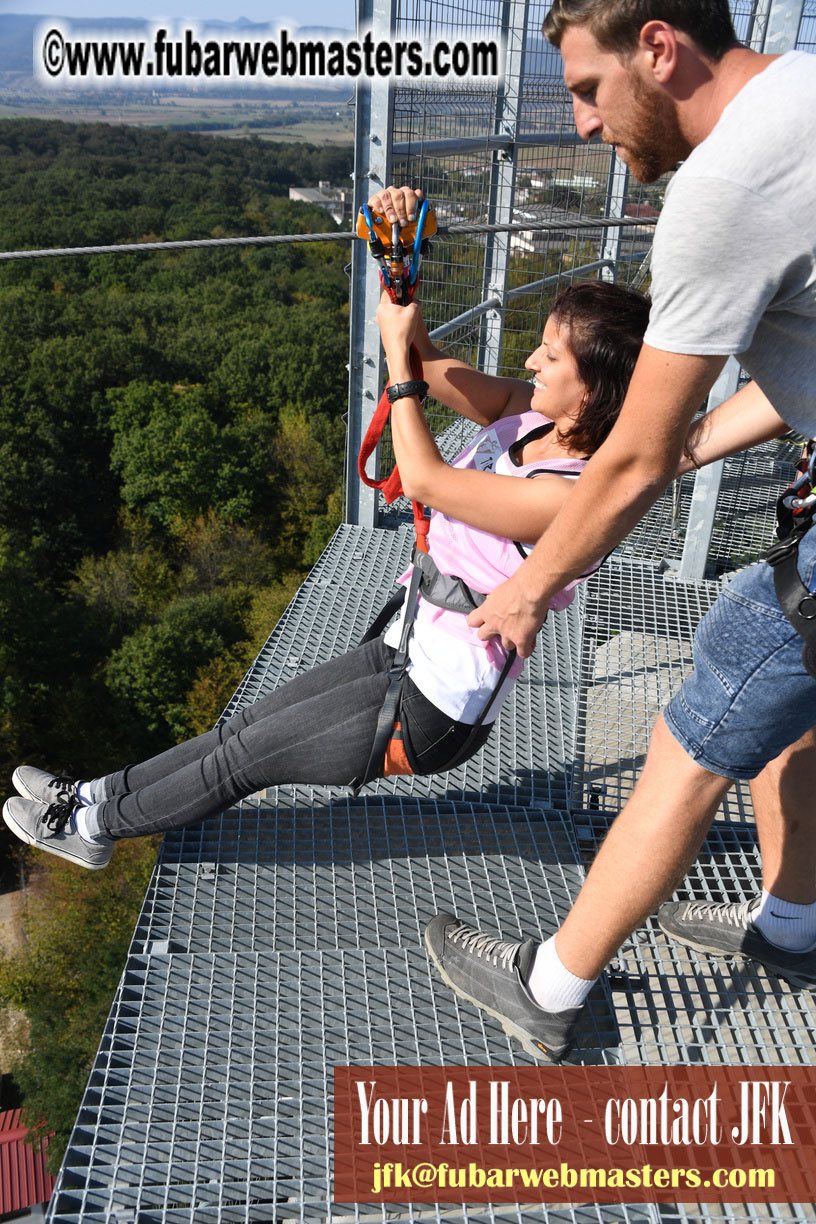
{"left": 468, "top": 346, "right": 728, "bottom": 656}
{"left": 677, "top": 378, "right": 790, "bottom": 476}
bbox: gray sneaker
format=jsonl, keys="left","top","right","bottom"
{"left": 3, "top": 796, "right": 114, "bottom": 870}
{"left": 658, "top": 896, "right": 816, "bottom": 991}
{"left": 13, "top": 765, "right": 80, "bottom": 807}
{"left": 424, "top": 911, "right": 582, "bottom": 1062}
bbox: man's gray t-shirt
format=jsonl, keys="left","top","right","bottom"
{"left": 643, "top": 51, "right": 816, "bottom": 437}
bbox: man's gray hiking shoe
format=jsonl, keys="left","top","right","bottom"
{"left": 424, "top": 911, "right": 582, "bottom": 1062}
{"left": 3, "top": 796, "right": 114, "bottom": 870}
{"left": 13, "top": 765, "right": 80, "bottom": 807}
{"left": 658, "top": 896, "right": 816, "bottom": 991}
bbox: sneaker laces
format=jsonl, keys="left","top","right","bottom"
{"left": 448, "top": 921, "right": 521, "bottom": 971}
{"left": 47, "top": 774, "right": 78, "bottom": 800}
{"left": 40, "top": 802, "right": 76, "bottom": 839}
{"left": 680, "top": 897, "right": 759, "bottom": 929}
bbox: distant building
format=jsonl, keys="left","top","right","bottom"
{"left": 509, "top": 204, "right": 606, "bottom": 256}
{"left": 552, "top": 174, "right": 600, "bottom": 190}
{"left": 431, "top": 202, "right": 468, "bottom": 227}
{"left": 288, "top": 184, "right": 352, "bottom": 226}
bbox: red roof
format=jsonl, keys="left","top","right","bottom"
{"left": 624, "top": 201, "right": 659, "bottom": 218}
{"left": 0, "top": 1109, "right": 56, "bottom": 1215}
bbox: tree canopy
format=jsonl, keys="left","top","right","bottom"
{"left": 0, "top": 118, "right": 353, "bottom": 1163}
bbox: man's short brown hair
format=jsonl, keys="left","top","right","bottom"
{"left": 543, "top": 0, "right": 739, "bottom": 60}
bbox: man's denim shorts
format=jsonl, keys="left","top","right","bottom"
{"left": 664, "top": 524, "right": 816, "bottom": 780}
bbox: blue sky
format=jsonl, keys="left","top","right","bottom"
{"left": 3, "top": 2, "right": 355, "bottom": 30}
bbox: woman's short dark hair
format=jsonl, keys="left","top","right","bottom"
{"left": 549, "top": 279, "right": 650, "bottom": 456}
{"left": 543, "top": 0, "right": 739, "bottom": 60}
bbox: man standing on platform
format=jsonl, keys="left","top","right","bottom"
{"left": 373, "top": 0, "right": 816, "bottom": 1060}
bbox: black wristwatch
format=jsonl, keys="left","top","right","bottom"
{"left": 387, "top": 379, "right": 429, "bottom": 404}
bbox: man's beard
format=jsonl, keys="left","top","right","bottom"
{"left": 613, "top": 74, "right": 688, "bottom": 183}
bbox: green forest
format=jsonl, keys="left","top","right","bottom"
{"left": 0, "top": 118, "right": 353, "bottom": 1163}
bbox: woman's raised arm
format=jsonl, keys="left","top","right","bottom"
{"left": 377, "top": 298, "right": 575, "bottom": 544}
{"left": 410, "top": 307, "right": 533, "bottom": 426}
{"left": 366, "top": 183, "right": 533, "bottom": 426}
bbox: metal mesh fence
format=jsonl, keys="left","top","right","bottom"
{"left": 620, "top": 435, "right": 803, "bottom": 575}
{"left": 797, "top": 0, "right": 816, "bottom": 48}
{"left": 731, "top": 0, "right": 767, "bottom": 43}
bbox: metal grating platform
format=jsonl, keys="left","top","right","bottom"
{"left": 46, "top": 521, "right": 816, "bottom": 1223}
{"left": 572, "top": 813, "right": 816, "bottom": 1069}
{"left": 570, "top": 560, "right": 755, "bottom": 822}
{"left": 130, "top": 800, "right": 587, "bottom": 956}
{"left": 50, "top": 797, "right": 620, "bottom": 1224}
{"left": 50, "top": 945, "right": 622, "bottom": 1224}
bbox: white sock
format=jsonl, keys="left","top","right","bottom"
{"left": 525, "top": 935, "right": 597, "bottom": 1012}
{"left": 751, "top": 889, "right": 816, "bottom": 952}
{"left": 73, "top": 804, "right": 108, "bottom": 845}
{"left": 77, "top": 780, "right": 97, "bottom": 806}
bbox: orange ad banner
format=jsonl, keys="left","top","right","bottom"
{"left": 334, "top": 1065, "right": 816, "bottom": 1204}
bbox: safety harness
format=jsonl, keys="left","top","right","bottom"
{"left": 351, "top": 548, "right": 518, "bottom": 793}
{"left": 765, "top": 440, "right": 816, "bottom": 679}
{"left": 351, "top": 198, "right": 516, "bottom": 791}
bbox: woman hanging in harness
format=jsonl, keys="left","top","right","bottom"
{"left": 3, "top": 279, "right": 650, "bottom": 870}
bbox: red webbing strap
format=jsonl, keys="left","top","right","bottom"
{"left": 357, "top": 277, "right": 431, "bottom": 552}
{"left": 356, "top": 347, "right": 421, "bottom": 501}
{"left": 412, "top": 498, "right": 431, "bottom": 553}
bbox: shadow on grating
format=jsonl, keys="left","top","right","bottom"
{"left": 570, "top": 559, "right": 753, "bottom": 822}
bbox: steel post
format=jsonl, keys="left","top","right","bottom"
{"left": 600, "top": 153, "right": 630, "bottom": 283}
{"left": 345, "top": 0, "right": 396, "bottom": 527}
{"left": 761, "top": 0, "right": 806, "bottom": 50}
{"left": 676, "top": 357, "right": 742, "bottom": 581}
{"left": 477, "top": 0, "right": 529, "bottom": 376}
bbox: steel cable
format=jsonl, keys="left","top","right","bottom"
{"left": 0, "top": 214, "right": 656, "bottom": 262}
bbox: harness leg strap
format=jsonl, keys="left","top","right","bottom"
{"left": 350, "top": 564, "right": 424, "bottom": 794}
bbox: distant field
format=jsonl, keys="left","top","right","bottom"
{"left": 0, "top": 91, "right": 355, "bottom": 143}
